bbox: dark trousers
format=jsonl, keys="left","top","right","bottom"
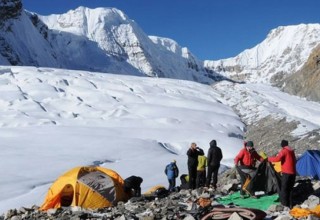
{"left": 196, "top": 170, "right": 206, "bottom": 188}
{"left": 206, "top": 165, "right": 220, "bottom": 188}
{"left": 180, "top": 175, "right": 189, "bottom": 189}
{"left": 134, "top": 187, "right": 141, "bottom": 197}
{"left": 168, "top": 178, "right": 176, "bottom": 191}
{"left": 280, "top": 173, "right": 296, "bottom": 207}
{"left": 124, "top": 186, "right": 141, "bottom": 197}
{"left": 188, "top": 166, "right": 197, "bottom": 189}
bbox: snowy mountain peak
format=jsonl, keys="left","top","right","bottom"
{"left": 204, "top": 23, "right": 320, "bottom": 83}
{"left": 149, "top": 36, "right": 197, "bottom": 60}
{"left": 149, "top": 36, "right": 181, "bottom": 54}
{"left": 41, "top": 6, "right": 130, "bottom": 37}
{"left": 1, "top": 2, "right": 320, "bottom": 86}
{"left": 0, "top": 3, "right": 217, "bottom": 83}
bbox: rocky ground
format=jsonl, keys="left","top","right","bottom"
{"left": 2, "top": 173, "right": 320, "bottom": 220}
{"left": 244, "top": 115, "right": 320, "bottom": 157}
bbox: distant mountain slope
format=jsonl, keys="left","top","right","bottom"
{"left": 39, "top": 6, "right": 220, "bottom": 83}
{"left": 1, "top": 0, "right": 320, "bottom": 98}
{"left": 204, "top": 24, "right": 320, "bottom": 84}
{"left": 0, "top": 0, "right": 59, "bottom": 67}
{"left": 212, "top": 81, "right": 320, "bottom": 155}
{"left": 0, "top": 0, "right": 220, "bottom": 83}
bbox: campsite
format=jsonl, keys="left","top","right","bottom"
{"left": 2, "top": 0, "right": 320, "bottom": 219}
{"left": 4, "top": 150, "right": 320, "bottom": 219}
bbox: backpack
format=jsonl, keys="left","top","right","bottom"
{"left": 174, "top": 164, "right": 179, "bottom": 178}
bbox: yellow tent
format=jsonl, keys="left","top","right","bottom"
{"left": 40, "top": 166, "right": 128, "bottom": 210}
{"left": 143, "top": 185, "right": 167, "bottom": 196}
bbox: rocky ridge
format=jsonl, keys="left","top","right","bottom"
{"left": 0, "top": 0, "right": 22, "bottom": 24}
{"left": 278, "top": 44, "right": 320, "bottom": 103}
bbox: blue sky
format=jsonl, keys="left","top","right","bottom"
{"left": 22, "top": 0, "right": 320, "bottom": 60}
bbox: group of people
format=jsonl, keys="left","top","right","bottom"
{"left": 187, "top": 140, "right": 223, "bottom": 190}
{"left": 164, "top": 138, "right": 296, "bottom": 209}
{"left": 140, "top": 138, "right": 296, "bottom": 209}
{"left": 165, "top": 140, "right": 223, "bottom": 191}
{"left": 234, "top": 139, "right": 296, "bottom": 208}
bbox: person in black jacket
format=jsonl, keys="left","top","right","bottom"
{"left": 187, "top": 142, "right": 204, "bottom": 189}
{"left": 205, "top": 140, "right": 223, "bottom": 189}
{"left": 179, "top": 174, "right": 189, "bottom": 189}
{"left": 123, "top": 175, "right": 143, "bottom": 197}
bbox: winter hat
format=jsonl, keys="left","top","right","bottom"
{"left": 246, "top": 141, "right": 254, "bottom": 147}
{"left": 210, "top": 140, "right": 217, "bottom": 147}
{"left": 173, "top": 159, "right": 176, "bottom": 163}
{"left": 281, "top": 140, "right": 288, "bottom": 147}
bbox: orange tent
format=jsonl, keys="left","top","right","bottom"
{"left": 40, "top": 166, "right": 128, "bottom": 210}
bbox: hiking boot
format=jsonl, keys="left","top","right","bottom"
{"left": 240, "top": 194, "right": 249, "bottom": 199}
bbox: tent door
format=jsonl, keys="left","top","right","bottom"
{"left": 60, "top": 184, "right": 74, "bottom": 206}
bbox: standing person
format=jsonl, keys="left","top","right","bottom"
{"left": 187, "top": 142, "right": 204, "bottom": 189}
{"left": 205, "top": 140, "right": 223, "bottom": 190}
{"left": 234, "top": 141, "right": 263, "bottom": 196}
{"left": 164, "top": 160, "right": 179, "bottom": 191}
{"left": 196, "top": 154, "right": 207, "bottom": 188}
{"left": 268, "top": 140, "right": 296, "bottom": 208}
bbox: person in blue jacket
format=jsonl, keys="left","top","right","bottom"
{"left": 164, "top": 160, "right": 179, "bottom": 191}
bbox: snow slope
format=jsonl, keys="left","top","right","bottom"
{"left": 0, "top": 66, "right": 243, "bottom": 213}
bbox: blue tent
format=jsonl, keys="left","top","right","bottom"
{"left": 296, "top": 150, "right": 320, "bottom": 180}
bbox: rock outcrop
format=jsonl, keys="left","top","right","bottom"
{"left": 0, "top": 0, "right": 22, "bottom": 24}
{"left": 279, "top": 44, "right": 320, "bottom": 103}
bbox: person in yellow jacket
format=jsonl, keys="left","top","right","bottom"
{"left": 196, "top": 154, "right": 208, "bottom": 188}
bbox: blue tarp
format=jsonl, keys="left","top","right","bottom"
{"left": 296, "top": 150, "right": 320, "bottom": 180}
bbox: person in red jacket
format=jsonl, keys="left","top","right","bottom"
{"left": 234, "top": 141, "right": 263, "bottom": 196}
{"left": 268, "top": 140, "right": 296, "bottom": 208}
